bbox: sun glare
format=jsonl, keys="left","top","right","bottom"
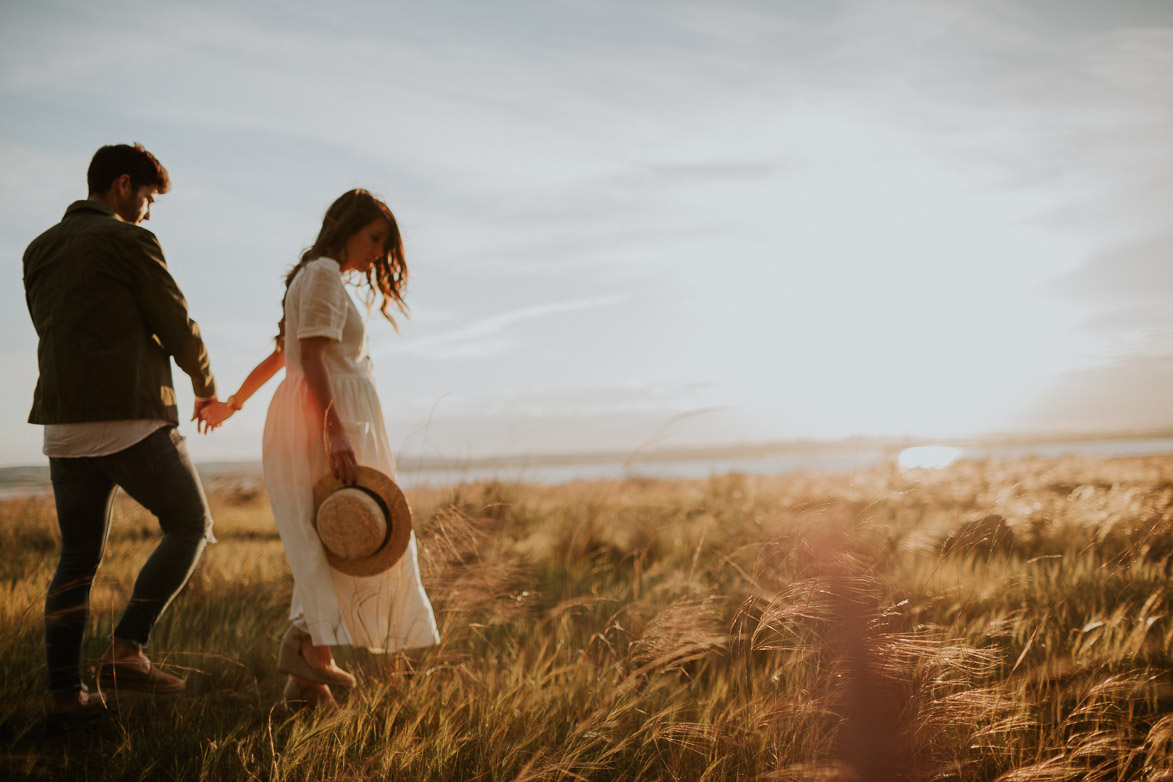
{"left": 898, "top": 445, "right": 963, "bottom": 470}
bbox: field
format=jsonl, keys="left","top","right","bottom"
{"left": 2, "top": 455, "right": 1173, "bottom": 780}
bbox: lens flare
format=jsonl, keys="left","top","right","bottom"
{"left": 898, "top": 446, "right": 963, "bottom": 470}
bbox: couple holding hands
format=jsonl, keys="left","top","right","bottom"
{"left": 23, "top": 143, "right": 439, "bottom": 723}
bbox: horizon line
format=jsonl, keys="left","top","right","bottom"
{"left": 3, "top": 426, "right": 1172, "bottom": 474}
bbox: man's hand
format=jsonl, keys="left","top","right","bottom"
{"left": 193, "top": 398, "right": 233, "bottom": 433}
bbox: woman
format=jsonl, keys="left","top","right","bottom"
{"left": 209, "top": 189, "right": 439, "bottom": 708}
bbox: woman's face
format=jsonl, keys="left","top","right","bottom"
{"left": 341, "top": 218, "right": 391, "bottom": 273}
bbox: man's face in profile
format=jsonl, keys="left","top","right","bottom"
{"left": 115, "top": 183, "right": 157, "bottom": 224}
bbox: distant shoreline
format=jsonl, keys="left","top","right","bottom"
{"left": 4, "top": 428, "right": 1172, "bottom": 493}
{"left": 395, "top": 426, "right": 1173, "bottom": 471}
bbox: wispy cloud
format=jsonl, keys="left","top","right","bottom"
{"left": 430, "top": 382, "right": 714, "bottom": 418}
{"left": 379, "top": 293, "right": 627, "bottom": 359}
{"left": 1059, "top": 231, "right": 1173, "bottom": 304}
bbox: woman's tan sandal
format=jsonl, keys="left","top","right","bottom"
{"left": 276, "top": 625, "right": 356, "bottom": 688}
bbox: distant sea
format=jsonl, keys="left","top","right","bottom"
{"left": 4, "top": 434, "right": 1171, "bottom": 497}
{"left": 393, "top": 436, "right": 1173, "bottom": 488}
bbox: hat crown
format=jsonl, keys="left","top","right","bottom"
{"left": 316, "top": 488, "right": 387, "bottom": 560}
{"left": 312, "top": 466, "right": 412, "bottom": 577}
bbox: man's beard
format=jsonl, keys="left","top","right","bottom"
{"left": 115, "top": 191, "right": 143, "bottom": 224}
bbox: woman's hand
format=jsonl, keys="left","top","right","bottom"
{"left": 325, "top": 419, "right": 357, "bottom": 485}
{"left": 193, "top": 398, "right": 234, "bottom": 433}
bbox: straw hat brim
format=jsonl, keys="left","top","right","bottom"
{"left": 311, "top": 466, "right": 412, "bottom": 577}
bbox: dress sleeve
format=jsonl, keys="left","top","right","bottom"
{"left": 295, "top": 261, "right": 349, "bottom": 341}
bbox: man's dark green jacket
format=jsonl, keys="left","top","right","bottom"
{"left": 23, "top": 200, "right": 217, "bottom": 425}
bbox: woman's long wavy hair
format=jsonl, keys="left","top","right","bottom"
{"left": 283, "top": 189, "right": 409, "bottom": 331}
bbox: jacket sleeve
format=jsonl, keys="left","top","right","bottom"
{"left": 128, "top": 229, "right": 218, "bottom": 398}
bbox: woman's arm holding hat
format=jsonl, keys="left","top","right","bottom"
{"left": 300, "top": 336, "right": 357, "bottom": 485}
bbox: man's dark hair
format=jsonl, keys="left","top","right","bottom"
{"left": 86, "top": 143, "right": 171, "bottom": 195}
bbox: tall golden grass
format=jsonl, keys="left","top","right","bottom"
{"left": 2, "top": 454, "right": 1173, "bottom": 780}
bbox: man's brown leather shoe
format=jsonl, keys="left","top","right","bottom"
{"left": 94, "top": 660, "right": 185, "bottom": 694}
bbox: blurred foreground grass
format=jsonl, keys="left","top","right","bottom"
{"left": 3, "top": 455, "right": 1173, "bottom": 780}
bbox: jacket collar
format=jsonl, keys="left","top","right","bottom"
{"left": 64, "top": 199, "right": 119, "bottom": 220}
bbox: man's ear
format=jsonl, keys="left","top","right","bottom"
{"left": 113, "top": 173, "right": 133, "bottom": 198}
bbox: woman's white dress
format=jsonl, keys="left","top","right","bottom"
{"left": 262, "top": 257, "right": 439, "bottom": 651}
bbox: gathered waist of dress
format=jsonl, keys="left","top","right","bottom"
{"left": 284, "top": 366, "right": 375, "bottom": 381}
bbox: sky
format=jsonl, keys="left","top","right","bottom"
{"left": 2, "top": 0, "right": 1171, "bottom": 466}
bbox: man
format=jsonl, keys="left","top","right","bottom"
{"left": 23, "top": 143, "right": 227, "bottom": 722}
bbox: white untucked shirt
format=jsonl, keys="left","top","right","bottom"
{"left": 42, "top": 419, "right": 171, "bottom": 458}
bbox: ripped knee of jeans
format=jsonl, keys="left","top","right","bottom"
{"left": 177, "top": 512, "right": 217, "bottom": 545}
{"left": 193, "top": 521, "right": 216, "bottom": 547}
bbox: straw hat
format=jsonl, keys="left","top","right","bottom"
{"left": 311, "top": 466, "right": 412, "bottom": 577}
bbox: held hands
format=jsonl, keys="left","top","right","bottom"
{"left": 193, "top": 397, "right": 237, "bottom": 433}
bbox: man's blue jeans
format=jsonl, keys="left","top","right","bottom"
{"left": 44, "top": 426, "right": 213, "bottom": 693}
